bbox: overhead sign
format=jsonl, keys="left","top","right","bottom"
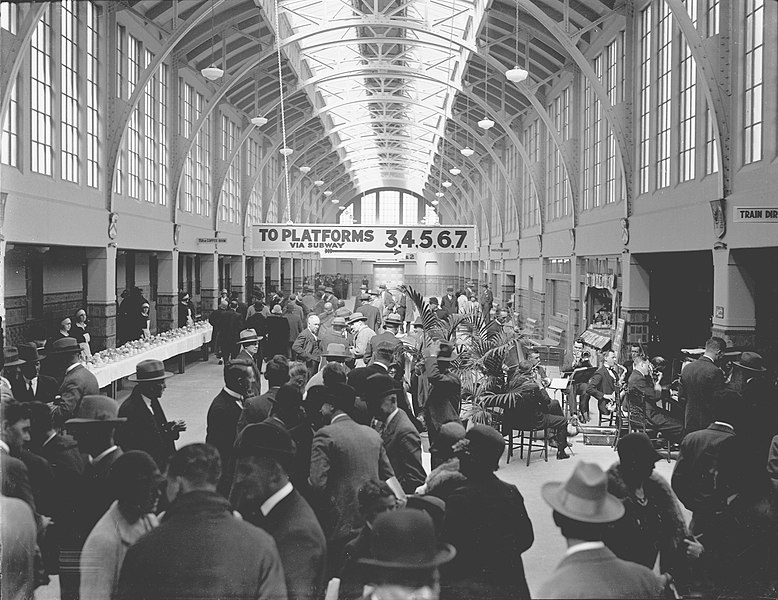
{"left": 197, "top": 237, "right": 227, "bottom": 244}
{"left": 733, "top": 207, "right": 778, "bottom": 223}
{"left": 252, "top": 224, "right": 477, "bottom": 255}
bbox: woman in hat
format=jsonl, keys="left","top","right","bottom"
{"left": 606, "top": 433, "right": 702, "bottom": 594}
{"left": 126, "top": 301, "right": 152, "bottom": 342}
{"left": 71, "top": 308, "right": 92, "bottom": 360}
{"left": 54, "top": 316, "right": 72, "bottom": 341}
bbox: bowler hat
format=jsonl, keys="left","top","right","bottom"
{"left": 733, "top": 351, "right": 767, "bottom": 372}
{"left": 17, "top": 342, "right": 46, "bottom": 363}
{"left": 3, "top": 347, "right": 27, "bottom": 367}
{"left": 332, "top": 316, "right": 347, "bottom": 328}
{"left": 335, "top": 307, "right": 352, "bottom": 318}
{"left": 237, "top": 329, "right": 261, "bottom": 345}
{"left": 436, "top": 342, "right": 456, "bottom": 362}
{"left": 109, "top": 451, "right": 165, "bottom": 499}
{"left": 384, "top": 314, "right": 402, "bottom": 327}
{"left": 617, "top": 433, "right": 663, "bottom": 465}
{"left": 405, "top": 496, "right": 446, "bottom": 535}
{"left": 322, "top": 343, "right": 351, "bottom": 360}
{"left": 347, "top": 312, "right": 367, "bottom": 324}
{"left": 430, "top": 421, "right": 466, "bottom": 455}
{"left": 128, "top": 359, "right": 174, "bottom": 383}
{"left": 271, "top": 304, "right": 283, "bottom": 315}
{"left": 358, "top": 509, "right": 455, "bottom": 571}
{"left": 65, "top": 395, "right": 126, "bottom": 425}
{"left": 326, "top": 382, "right": 357, "bottom": 412}
{"left": 44, "top": 337, "right": 82, "bottom": 356}
{"left": 364, "top": 373, "right": 397, "bottom": 401}
{"left": 541, "top": 461, "right": 625, "bottom": 523}
{"left": 235, "top": 422, "right": 296, "bottom": 463}
{"left": 462, "top": 424, "right": 504, "bottom": 471}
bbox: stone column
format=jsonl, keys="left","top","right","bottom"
{"left": 200, "top": 253, "right": 219, "bottom": 318}
{"left": 293, "top": 258, "right": 303, "bottom": 292}
{"left": 281, "top": 257, "right": 292, "bottom": 292}
{"left": 156, "top": 251, "right": 178, "bottom": 332}
{"left": 269, "top": 255, "right": 281, "bottom": 292}
{"left": 568, "top": 256, "right": 582, "bottom": 359}
{"left": 620, "top": 253, "right": 651, "bottom": 361}
{"left": 251, "top": 255, "right": 266, "bottom": 298}
{"left": 231, "top": 255, "right": 247, "bottom": 302}
{"left": 86, "top": 246, "right": 118, "bottom": 351}
{"left": 711, "top": 248, "right": 756, "bottom": 348}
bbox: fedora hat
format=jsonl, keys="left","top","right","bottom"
{"left": 347, "top": 312, "right": 367, "bottom": 324}
{"left": 461, "top": 424, "right": 505, "bottom": 471}
{"left": 324, "top": 286, "right": 334, "bottom": 293}
{"left": 733, "top": 351, "right": 767, "bottom": 372}
{"left": 332, "top": 316, "right": 347, "bottom": 328}
{"left": 16, "top": 342, "right": 45, "bottom": 363}
{"left": 359, "top": 293, "right": 371, "bottom": 301}
{"left": 44, "top": 337, "right": 82, "bottom": 356}
{"left": 322, "top": 343, "right": 352, "bottom": 360}
{"left": 384, "top": 313, "right": 402, "bottom": 327}
{"left": 358, "top": 509, "right": 455, "bottom": 571}
{"left": 436, "top": 342, "right": 456, "bottom": 362}
{"left": 335, "top": 307, "right": 352, "bottom": 318}
{"left": 3, "top": 347, "right": 27, "bottom": 367}
{"left": 235, "top": 422, "right": 296, "bottom": 463}
{"left": 379, "top": 283, "right": 387, "bottom": 290}
{"left": 237, "top": 329, "right": 261, "bottom": 345}
{"left": 65, "top": 395, "right": 126, "bottom": 425}
{"left": 541, "top": 461, "right": 625, "bottom": 523}
{"left": 364, "top": 373, "right": 397, "bottom": 401}
{"left": 128, "top": 359, "right": 174, "bottom": 383}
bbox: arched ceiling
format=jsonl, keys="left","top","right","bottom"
{"left": 128, "top": 0, "right": 621, "bottom": 220}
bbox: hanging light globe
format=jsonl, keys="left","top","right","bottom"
{"left": 449, "top": 167, "right": 461, "bottom": 176}
{"left": 477, "top": 118, "right": 495, "bottom": 130}
{"left": 323, "top": 190, "right": 333, "bottom": 197}
{"left": 313, "top": 180, "right": 324, "bottom": 187}
{"left": 442, "top": 181, "right": 452, "bottom": 188}
{"left": 250, "top": 116, "right": 268, "bottom": 127}
{"left": 330, "top": 198, "right": 339, "bottom": 204}
{"left": 505, "top": 66, "right": 529, "bottom": 83}
{"left": 431, "top": 199, "right": 440, "bottom": 206}
{"left": 298, "top": 166, "right": 311, "bottom": 174}
{"left": 460, "top": 147, "right": 474, "bottom": 157}
{"left": 201, "top": 65, "right": 224, "bottom": 81}
{"left": 279, "top": 147, "right": 293, "bottom": 157}
{"left": 435, "top": 191, "right": 444, "bottom": 197}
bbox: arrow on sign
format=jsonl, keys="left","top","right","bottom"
{"left": 324, "top": 248, "right": 401, "bottom": 255}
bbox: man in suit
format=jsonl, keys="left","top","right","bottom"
{"left": 363, "top": 313, "right": 402, "bottom": 365}
{"left": 239, "top": 355, "right": 289, "bottom": 433}
{"left": 117, "top": 359, "right": 185, "bottom": 470}
{"left": 586, "top": 349, "right": 620, "bottom": 418}
{"left": 678, "top": 337, "right": 726, "bottom": 434}
{"left": 424, "top": 342, "right": 462, "bottom": 447}
{"left": 1, "top": 399, "right": 38, "bottom": 512}
{"left": 218, "top": 300, "right": 245, "bottom": 361}
{"left": 479, "top": 283, "right": 493, "bottom": 319}
{"left": 309, "top": 384, "right": 399, "bottom": 548}
{"left": 265, "top": 304, "right": 291, "bottom": 358}
{"left": 539, "top": 461, "right": 666, "bottom": 599}
{"left": 206, "top": 359, "right": 256, "bottom": 495}
{"left": 232, "top": 422, "right": 327, "bottom": 600}
{"left": 358, "top": 293, "right": 382, "bottom": 334}
{"left": 318, "top": 316, "right": 349, "bottom": 351}
{"left": 441, "top": 286, "right": 458, "bottom": 315}
{"left": 628, "top": 355, "right": 684, "bottom": 443}
{"left": 117, "top": 443, "right": 287, "bottom": 600}
{"left": 46, "top": 337, "right": 100, "bottom": 429}
{"left": 428, "top": 297, "right": 450, "bottom": 320}
{"left": 348, "top": 312, "right": 376, "bottom": 367}
{"left": 440, "top": 425, "right": 535, "bottom": 600}
{"left": 292, "top": 315, "right": 322, "bottom": 380}
{"left": 364, "top": 373, "right": 426, "bottom": 494}
{"left": 12, "top": 343, "right": 58, "bottom": 404}
{"left": 236, "top": 328, "right": 263, "bottom": 395}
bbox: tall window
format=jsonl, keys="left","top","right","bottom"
{"left": 604, "top": 35, "right": 623, "bottom": 203}
{"left": 361, "top": 194, "right": 377, "bottom": 224}
{"left": 158, "top": 64, "right": 168, "bottom": 205}
{"left": 86, "top": 1, "right": 99, "bottom": 188}
{"left": 126, "top": 35, "right": 142, "bottom": 198}
{"left": 195, "top": 93, "right": 211, "bottom": 216}
{"left": 592, "top": 55, "right": 603, "bottom": 207}
{"left": 522, "top": 122, "right": 538, "bottom": 226}
{"left": 547, "top": 92, "right": 569, "bottom": 219}
{"left": 679, "top": 0, "right": 698, "bottom": 183}
{"left": 1, "top": 2, "right": 17, "bottom": 33}
{"left": 705, "top": 105, "right": 719, "bottom": 174}
{"left": 705, "top": 0, "right": 720, "bottom": 37}
{"left": 638, "top": 5, "right": 652, "bottom": 194}
{"left": 379, "top": 190, "right": 401, "bottom": 223}
{"left": 656, "top": 2, "right": 673, "bottom": 189}
{"left": 60, "top": 0, "right": 79, "bottom": 182}
{"left": 582, "top": 80, "right": 592, "bottom": 210}
{"left": 402, "top": 192, "right": 418, "bottom": 223}
{"left": 30, "top": 6, "right": 52, "bottom": 175}
{"left": 180, "top": 80, "right": 194, "bottom": 212}
{"left": 743, "top": 0, "right": 764, "bottom": 164}
{"left": 1, "top": 79, "right": 17, "bottom": 167}
{"left": 220, "top": 116, "right": 239, "bottom": 223}
{"left": 247, "top": 188, "right": 261, "bottom": 227}
{"left": 114, "top": 25, "right": 125, "bottom": 193}
{"left": 144, "top": 50, "right": 156, "bottom": 203}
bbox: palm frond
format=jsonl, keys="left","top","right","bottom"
{"left": 401, "top": 284, "right": 442, "bottom": 341}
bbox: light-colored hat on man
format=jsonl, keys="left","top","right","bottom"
{"left": 541, "top": 461, "right": 625, "bottom": 523}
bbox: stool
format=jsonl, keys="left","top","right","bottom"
{"left": 506, "top": 425, "right": 549, "bottom": 466}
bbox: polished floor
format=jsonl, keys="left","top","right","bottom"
{"left": 35, "top": 350, "right": 681, "bottom": 599}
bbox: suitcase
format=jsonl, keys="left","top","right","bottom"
{"left": 579, "top": 425, "right": 618, "bottom": 446}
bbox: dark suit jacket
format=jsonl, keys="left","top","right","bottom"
{"left": 252, "top": 488, "right": 327, "bottom": 600}
{"left": 292, "top": 328, "right": 321, "bottom": 378}
{"left": 265, "top": 315, "right": 291, "bottom": 358}
{"left": 363, "top": 331, "right": 400, "bottom": 365}
{"left": 117, "top": 491, "right": 287, "bottom": 600}
{"left": 12, "top": 375, "right": 59, "bottom": 404}
{"left": 238, "top": 388, "right": 279, "bottom": 434}
{"left": 218, "top": 310, "right": 244, "bottom": 353}
{"left": 441, "top": 473, "right": 534, "bottom": 600}
{"left": 359, "top": 303, "right": 382, "bottom": 334}
{"left": 1, "top": 449, "right": 37, "bottom": 513}
{"left": 309, "top": 414, "right": 395, "bottom": 541}
{"left": 537, "top": 545, "right": 664, "bottom": 599}
{"left": 425, "top": 359, "right": 461, "bottom": 432}
{"left": 116, "top": 388, "right": 179, "bottom": 470}
{"left": 441, "top": 294, "right": 458, "bottom": 315}
{"left": 236, "top": 347, "right": 262, "bottom": 396}
{"left": 587, "top": 365, "right": 618, "bottom": 401}
{"left": 380, "top": 409, "right": 426, "bottom": 494}
{"left": 206, "top": 389, "right": 243, "bottom": 474}
{"left": 53, "top": 364, "right": 100, "bottom": 427}
{"left": 678, "top": 356, "right": 725, "bottom": 434}
{"left": 78, "top": 446, "right": 123, "bottom": 544}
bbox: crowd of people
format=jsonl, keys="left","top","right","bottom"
{"left": 1, "top": 278, "right": 777, "bottom": 600}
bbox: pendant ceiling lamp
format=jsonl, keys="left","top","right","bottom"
{"left": 506, "top": 2, "right": 528, "bottom": 83}
{"left": 314, "top": 180, "right": 324, "bottom": 187}
{"left": 201, "top": 0, "right": 224, "bottom": 81}
{"left": 461, "top": 147, "right": 474, "bottom": 157}
{"left": 299, "top": 166, "right": 311, "bottom": 174}
{"left": 435, "top": 191, "right": 444, "bottom": 197}
{"left": 432, "top": 199, "right": 440, "bottom": 206}
{"left": 449, "top": 167, "right": 461, "bottom": 175}
{"left": 442, "top": 181, "right": 452, "bottom": 188}
{"left": 279, "top": 147, "right": 293, "bottom": 156}
{"left": 323, "top": 190, "right": 333, "bottom": 197}
{"left": 330, "top": 198, "right": 339, "bottom": 204}
{"left": 251, "top": 116, "right": 267, "bottom": 126}
{"left": 478, "top": 13, "right": 494, "bottom": 131}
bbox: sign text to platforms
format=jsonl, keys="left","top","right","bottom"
{"left": 253, "top": 225, "right": 477, "bottom": 255}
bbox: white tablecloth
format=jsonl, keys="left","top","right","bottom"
{"left": 87, "top": 326, "right": 213, "bottom": 388}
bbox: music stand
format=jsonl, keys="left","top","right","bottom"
{"left": 563, "top": 367, "right": 598, "bottom": 417}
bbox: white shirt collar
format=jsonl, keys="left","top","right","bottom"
{"left": 223, "top": 387, "right": 242, "bottom": 399}
{"left": 91, "top": 445, "right": 119, "bottom": 464}
{"left": 714, "top": 421, "right": 735, "bottom": 431}
{"left": 564, "top": 541, "right": 605, "bottom": 558}
{"left": 260, "top": 482, "right": 294, "bottom": 516}
{"left": 0, "top": 439, "right": 10, "bottom": 454}
{"left": 66, "top": 362, "right": 82, "bottom": 374}
{"left": 385, "top": 407, "right": 400, "bottom": 426}
{"left": 141, "top": 393, "right": 155, "bottom": 413}
{"left": 43, "top": 432, "right": 58, "bottom": 447}
{"left": 331, "top": 413, "right": 349, "bottom": 424}
{"left": 373, "top": 362, "right": 389, "bottom": 371}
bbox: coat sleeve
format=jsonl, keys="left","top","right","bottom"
{"left": 53, "top": 377, "right": 84, "bottom": 423}
{"left": 80, "top": 527, "right": 121, "bottom": 600}
{"left": 309, "top": 432, "right": 330, "bottom": 490}
{"left": 586, "top": 370, "right": 605, "bottom": 401}
{"left": 377, "top": 444, "right": 395, "bottom": 482}
{"left": 115, "top": 545, "right": 141, "bottom": 600}
{"left": 396, "top": 430, "right": 427, "bottom": 493}
{"left": 292, "top": 332, "right": 308, "bottom": 360}
{"left": 256, "top": 538, "right": 289, "bottom": 600}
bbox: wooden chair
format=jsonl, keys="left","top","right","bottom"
{"left": 621, "top": 389, "right": 671, "bottom": 462}
{"left": 502, "top": 403, "right": 549, "bottom": 466}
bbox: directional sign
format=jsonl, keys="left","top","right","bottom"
{"left": 252, "top": 224, "right": 477, "bottom": 255}
{"left": 734, "top": 207, "right": 778, "bottom": 223}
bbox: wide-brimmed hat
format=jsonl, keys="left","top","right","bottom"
{"left": 332, "top": 316, "right": 347, "bottom": 328}
{"left": 335, "top": 307, "right": 352, "bottom": 318}
{"left": 616, "top": 432, "right": 662, "bottom": 466}
{"left": 271, "top": 304, "right": 283, "bottom": 315}
{"left": 324, "top": 286, "right": 334, "bottom": 293}
{"left": 430, "top": 421, "right": 466, "bottom": 455}
{"left": 17, "top": 342, "right": 45, "bottom": 364}
{"left": 364, "top": 373, "right": 398, "bottom": 402}
{"left": 237, "top": 329, "right": 261, "bottom": 345}
{"left": 384, "top": 314, "right": 402, "bottom": 327}
{"left": 541, "top": 461, "right": 625, "bottom": 523}
{"left": 65, "top": 395, "right": 126, "bottom": 425}
{"left": 461, "top": 424, "right": 504, "bottom": 470}
{"left": 3, "top": 347, "right": 27, "bottom": 367}
{"left": 733, "top": 351, "right": 767, "bottom": 372}
{"left": 347, "top": 312, "right": 367, "bottom": 324}
{"left": 436, "top": 342, "right": 456, "bottom": 362}
{"left": 128, "top": 359, "right": 174, "bottom": 383}
{"left": 322, "top": 343, "right": 352, "bottom": 360}
{"left": 358, "top": 509, "right": 455, "bottom": 571}
{"left": 43, "top": 337, "right": 82, "bottom": 356}
{"left": 234, "top": 422, "right": 296, "bottom": 464}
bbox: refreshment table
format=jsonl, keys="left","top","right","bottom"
{"left": 86, "top": 323, "right": 212, "bottom": 393}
